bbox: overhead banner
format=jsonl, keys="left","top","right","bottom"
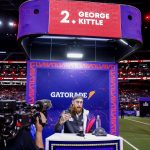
{"left": 49, "top": 0, "right": 121, "bottom": 38}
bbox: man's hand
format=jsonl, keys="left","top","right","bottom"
{"left": 35, "top": 112, "right": 47, "bottom": 132}
{"left": 35, "top": 112, "right": 47, "bottom": 149}
{"left": 59, "top": 111, "right": 71, "bottom": 125}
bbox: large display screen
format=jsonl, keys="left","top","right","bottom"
{"left": 49, "top": 0, "right": 121, "bottom": 38}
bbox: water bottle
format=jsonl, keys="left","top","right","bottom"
{"left": 96, "top": 115, "right": 101, "bottom": 128}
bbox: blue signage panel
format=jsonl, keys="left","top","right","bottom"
{"left": 36, "top": 68, "right": 109, "bottom": 135}
{"left": 26, "top": 61, "right": 118, "bottom": 139}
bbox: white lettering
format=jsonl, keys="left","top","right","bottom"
{"left": 59, "top": 92, "right": 64, "bottom": 97}
{"left": 64, "top": 92, "right": 69, "bottom": 97}
{"left": 70, "top": 92, "right": 74, "bottom": 97}
{"left": 51, "top": 92, "right": 55, "bottom": 97}
{"left": 50, "top": 92, "right": 88, "bottom": 98}
{"left": 78, "top": 18, "right": 84, "bottom": 24}
{"left": 83, "top": 93, "right": 87, "bottom": 98}
{"left": 106, "top": 14, "right": 110, "bottom": 19}
{"left": 89, "top": 12, "right": 95, "bottom": 18}
{"left": 78, "top": 11, "right": 110, "bottom": 19}
{"left": 78, "top": 19, "right": 103, "bottom": 26}
{"left": 85, "top": 12, "right": 89, "bottom": 18}
{"left": 78, "top": 11, "right": 84, "bottom": 17}
{"left": 56, "top": 92, "right": 61, "bottom": 97}
{"left": 99, "top": 13, "right": 105, "bottom": 19}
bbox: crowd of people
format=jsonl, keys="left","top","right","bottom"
{"left": 0, "top": 85, "right": 26, "bottom": 101}
{"left": 119, "top": 88, "right": 150, "bottom": 111}
{"left": 118, "top": 62, "right": 150, "bottom": 77}
{"left": 0, "top": 63, "right": 26, "bottom": 77}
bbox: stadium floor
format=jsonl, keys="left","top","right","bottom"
{"left": 119, "top": 116, "right": 150, "bottom": 150}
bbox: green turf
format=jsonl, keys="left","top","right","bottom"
{"left": 119, "top": 117, "right": 150, "bottom": 150}
{"left": 126, "top": 116, "right": 150, "bottom": 124}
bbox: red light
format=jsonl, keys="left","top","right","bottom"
{"left": 16, "top": 122, "right": 22, "bottom": 127}
{"left": 13, "top": 22, "right": 17, "bottom": 27}
{"left": 21, "top": 72, "right": 24, "bottom": 75}
{"left": 8, "top": 21, "right": 17, "bottom": 27}
{"left": 145, "top": 14, "right": 150, "bottom": 22}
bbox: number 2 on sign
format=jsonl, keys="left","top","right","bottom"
{"left": 60, "top": 10, "right": 70, "bottom": 23}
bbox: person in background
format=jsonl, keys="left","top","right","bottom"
{"left": 120, "top": 105, "right": 125, "bottom": 119}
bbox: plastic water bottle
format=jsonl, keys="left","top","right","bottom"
{"left": 96, "top": 115, "right": 101, "bottom": 128}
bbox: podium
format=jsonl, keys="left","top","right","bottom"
{"left": 46, "top": 133, "right": 123, "bottom": 150}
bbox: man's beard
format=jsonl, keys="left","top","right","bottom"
{"left": 70, "top": 104, "right": 83, "bottom": 114}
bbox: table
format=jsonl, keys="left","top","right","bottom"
{"left": 46, "top": 133, "right": 123, "bottom": 150}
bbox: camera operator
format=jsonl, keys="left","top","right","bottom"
{"left": 2, "top": 112, "right": 46, "bottom": 150}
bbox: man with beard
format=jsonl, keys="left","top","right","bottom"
{"left": 55, "top": 95, "right": 94, "bottom": 133}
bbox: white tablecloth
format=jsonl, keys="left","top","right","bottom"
{"left": 46, "top": 133, "right": 123, "bottom": 150}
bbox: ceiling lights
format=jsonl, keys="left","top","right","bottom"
{"left": 67, "top": 53, "right": 83, "bottom": 59}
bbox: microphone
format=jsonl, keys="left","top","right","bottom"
{"left": 77, "top": 119, "right": 85, "bottom": 137}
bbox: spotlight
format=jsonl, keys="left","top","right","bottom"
{"left": 120, "top": 39, "right": 128, "bottom": 45}
{"left": 67, "top": 53, "right": 83, "bottom": 59}
{"left": 0, "top": 20, "right": 3, "bottom": 26}
{"left": 0, "top": 51, "right": 6, "bottom": 54}
{"left": 8, "top": 21, "right": 17, "bottom": 27}
{"left": 144, "top": 13, "right": 150, "bottom": 22}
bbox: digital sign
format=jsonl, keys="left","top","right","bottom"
{"left": 49, "top": 0, "right": 121, "bottom": 38}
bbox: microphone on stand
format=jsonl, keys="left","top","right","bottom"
{"left": 77, "top": 119, "right": 85, "bottom": 137}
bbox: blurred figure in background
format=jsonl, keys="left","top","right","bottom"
{"left": 120, "top": 105, "right": 125, "bottom": 119}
